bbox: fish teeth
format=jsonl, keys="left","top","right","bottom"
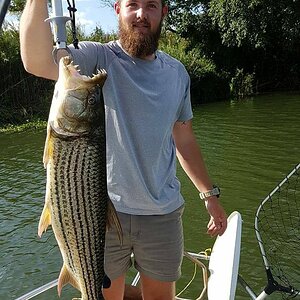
{"left": 97, "top": 69, "right": 107, "bottom": 75}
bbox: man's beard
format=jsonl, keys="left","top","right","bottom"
{"left": 118, "top": 18, "right": 163, "bottom": 58}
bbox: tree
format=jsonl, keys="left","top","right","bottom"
{"left": 209, "top": 0, "right": 300, "bottom": 49}
{"left": 0, "top": 24, "right": 20, "bottom": 61}
{"left": 208, "top": 0, "right": 300, "bottom": 91}
{"left": 8, "top": 0, "right": 25, "bottom": 14}
{"left": 166, "top": 0, "right": 300, "bottom": 94}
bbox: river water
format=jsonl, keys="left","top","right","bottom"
{"left": 0, "top": 93, "right": 299, "bottom": 299}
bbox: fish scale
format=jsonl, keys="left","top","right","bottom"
{"left": 38, "top": 56, "right": 121, "bottom": 300}
{"left": 50, "top": 137, "right": 106, "bottom": 300}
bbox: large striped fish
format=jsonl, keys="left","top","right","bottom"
{"left": 38, "top": 56, "right": 121, "bottom": 300}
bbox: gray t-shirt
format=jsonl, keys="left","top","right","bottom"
{"left": 69, "top": 40, "right": 193, "bottom": 215}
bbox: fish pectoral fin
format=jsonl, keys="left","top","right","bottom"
{"left": 38, "top": 201, "right": 52, "bottom": 237}
{"left": 107, "top": 198, "right": 123, "bottom": 245}
{"left": 58, "top": 264, "right": 81, "bottom": 296}
{"left": 43, "top": 124, "right": 54, "bottom": 168}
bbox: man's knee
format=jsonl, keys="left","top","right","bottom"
{"left": 140, "top": 273, "right": 176, "bottom": 300}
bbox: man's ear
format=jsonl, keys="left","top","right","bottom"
{"left": 162, "top": 5, "right": 168, "bottom": 19}
{"left": 114, "top": 2, "right": 121, "bottom": 15}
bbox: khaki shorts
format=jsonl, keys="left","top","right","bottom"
{"left": 104, "top": 205, "right": 184, "bottom": 282}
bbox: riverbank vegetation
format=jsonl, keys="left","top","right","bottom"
{"left": 1, "top": 0, "right": 299, "bottom": 127}
{"left": 0, "top": 119, "right": 47, "bottom": 133}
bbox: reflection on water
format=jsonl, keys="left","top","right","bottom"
{"left": 0, "top": 93, "right": 299, "bottom": 299}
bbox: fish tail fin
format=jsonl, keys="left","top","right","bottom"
{"left": 107, "top": 199, "right": 123, "bottom": 245}
{"left": 38, "top": 200, "right": 51, "bottom": 237}
{"left": 58, "top": 264, "right": 81, "bottom": 296}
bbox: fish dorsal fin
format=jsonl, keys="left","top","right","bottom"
{"left": 107, "top": 199, "right": 123, "bottom": 245}
{"left": 57, "top": 264, "right": 81, "bottom": 296}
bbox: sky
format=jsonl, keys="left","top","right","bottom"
{"left": 6, "top": 0, "right": 118, "bottom": 34}
{"left": 62, "top": 0, "right": 118, "bottom": 34}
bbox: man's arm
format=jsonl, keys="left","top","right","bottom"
{"left": 173, "top": 120, "right": 227, "bottom": 236}
{"left": 19, "top": 0, "right": 64, "bottom": 80}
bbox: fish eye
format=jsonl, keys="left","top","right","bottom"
{"left": 88, "top": 96, "right": 96, "bottom": 105}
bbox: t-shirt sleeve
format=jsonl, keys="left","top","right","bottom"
{"left": 177, "top": 71, "right": 193, "bottom": 122}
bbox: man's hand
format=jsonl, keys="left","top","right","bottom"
{"left": 205, "top": 196, "right": 227, "bottom": 237}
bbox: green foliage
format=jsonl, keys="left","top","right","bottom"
{"left": 2, "top": 0, "right": 300, "bottom": 129}
{"left": 8, "top": 0, "right": 25, "bottom": 15}
{"left": 66, "top": 24, "right": 118, "bottom": 45}
{"left": 209, "top": 0, "right": 252, "bottom": 47}
{"left": 165, "top": 0, "right": 300, "bottom": 95}
{"left": 0, "top": 58, "right": 54, "bottom": 125}
{"left": 0, "top": 119, "right": 47, "bottom": 133}
{"left": 209, "top": 0, "right": 300, "bottom": 49}
{"left": 0, "top": 24, "right": 20, "bottom": 61}
{"left": 230, "top": 68, "right": 255, "bottom": 99}
{"left": 88, "top": 26, "right": 118, "bottom": 43}
{"left": 0, "top": 21, "right": 118, "bottom": 127}
{"left": 160, "top": 32, "right": 216, "bottom": 78}
{"left": 160, "top": 32, "right": 230, "bottom": 103}
{"left": 0, "top": 26, "right": 54, "bottom": 126}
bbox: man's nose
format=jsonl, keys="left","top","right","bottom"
{"left": 136, "top": 7, "right": 147, "bottom": 20}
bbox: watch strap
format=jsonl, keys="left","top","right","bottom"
{"left": 199, "top": 186, "right": 220, "bottom": 200}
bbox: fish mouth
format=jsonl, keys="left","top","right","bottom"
{"left": 61, "top": 56, "right": 107, "bottom": 88}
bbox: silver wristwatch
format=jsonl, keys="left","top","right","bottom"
{"left": 199, "top": 186, "right": 220, "bottom": 200}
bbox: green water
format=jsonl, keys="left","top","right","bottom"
{"left": 0, "top": 93, "right": 299, "bottom": 299}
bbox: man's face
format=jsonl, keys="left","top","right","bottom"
{"left": 114, "top": 0, "right": 168, "bottom": 59}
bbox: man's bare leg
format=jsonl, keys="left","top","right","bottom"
{"left": 140, "top": 273, "right": 175, "bottom": 300}
{"left": 124, "top": 284, "right": 143, "bottom": 300}
{"left": 103, "top": 274, "right": 126, "bottom": 300}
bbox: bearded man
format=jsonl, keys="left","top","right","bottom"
{"left": 20, "top": 0, "right": 227, "bottom": 299}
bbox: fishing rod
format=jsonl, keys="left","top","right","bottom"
{"left": 0, "top": 0, "right": 10, "bottom": 29}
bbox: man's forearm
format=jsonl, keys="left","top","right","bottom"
{"left": 177, "top": 141, "right": 214, "bottom": 193}
{"left": 173, "top": 120, "right": 215, "bottom": 193}
{"left": 20, "top": 0, "right": 58, "bottom": 80}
